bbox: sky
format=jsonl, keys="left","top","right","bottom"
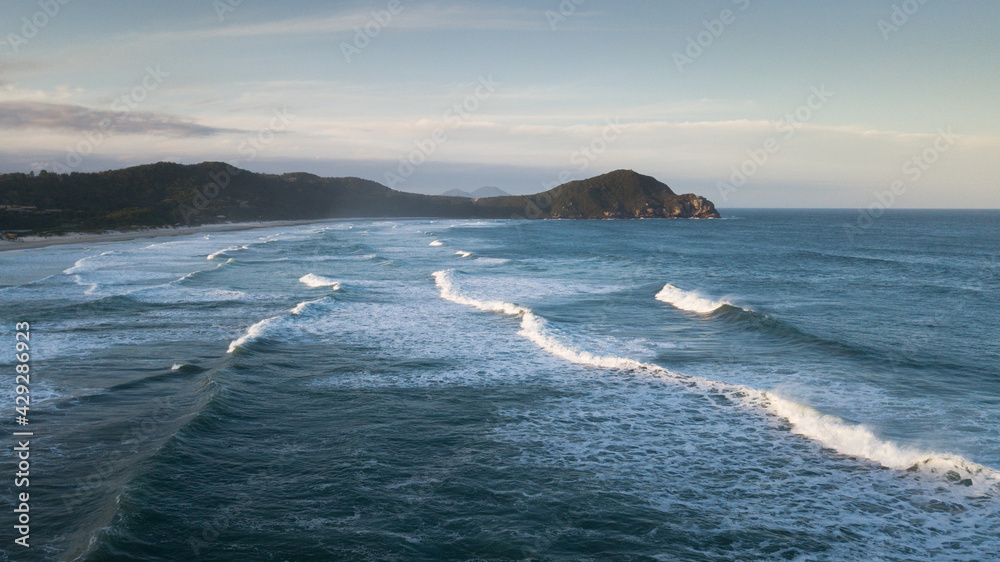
{"left": 0, "top": 0, "right": 997, "bottom": 208}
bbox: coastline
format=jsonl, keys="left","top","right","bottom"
{"left": 0, "top": 210, "right": 730, "bottom": 253}
{"left": 0, "top": 219, "right": 330, "bottom": 253}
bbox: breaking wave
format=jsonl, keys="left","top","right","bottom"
{"left": 207, "top": 245, "right": 248, "bottom": 260}
{"left": 227, "top": 298, "right": 331, "bottom": 353}
{"left": 227, "top": 316, "right": 284, "bottom": 353}
{"left": 63, "top": 251, "right": 121, "bottom": 274}
{"left": 765, "top": 394, "right": 989, "bottom": 476}
{"left": 655, "top": 283, "right": 734, "bottom": 314}
{"left": 433, "top": 270, "right": 1000, "bottom": 486}
{"left": 299, "top": 274, "right": 341, "bottom": 290}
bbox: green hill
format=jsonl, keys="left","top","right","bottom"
{"left": 478, "top": 169, "right": 719, "bottom": 219}
{"left": 0, "top": 163, "right": 718, "bottom": 233}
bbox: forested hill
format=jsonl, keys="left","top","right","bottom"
{"left": 474, "top": 169, "right": 719, "bottom": 220}
{"left": 0, "top": 162, "right": 719, "bottom": 233}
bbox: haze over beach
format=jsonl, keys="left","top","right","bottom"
{"left": 1, "top": 2, "right": 999, "bottom": 561}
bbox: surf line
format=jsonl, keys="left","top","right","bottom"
{"left": 227, "top": 276, "right": 340, "bottom": 353}
{"left": 432, "top": 269, "right": 999, "bottom": 484}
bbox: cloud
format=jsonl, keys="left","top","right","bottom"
{"left": 149, "top": 4, "right": 549, "bottom": 43}
{"left": 0, "top": 101, "right": 242, "bottom": 137}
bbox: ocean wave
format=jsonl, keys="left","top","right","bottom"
{"left": 174, "top": 270, "right": 202, "bottom": 283}
{"left": 290, "top": 298, "right": 327, "bottom": 315}
{"left": 447, "top": 221, "right": 497, "bottom": 228}
{"left": 73, "top": 275, "right": 100, "bottom": 295}
{"left": 475, "top": 257, "right": 510, "bottom": 265}
{"left": 169, "top": 363, "right": 205, "bottom": 373}
{"left": 299, "top": 274, "right": 341, "bottom": 290}
{"left": 129, "top": 286, "right": 252, "bottom": 304}
{"left": 655, "top": 283, "right": 735, "bottom": 314}
{"left": 764, "top": 394, "right": 992, "bottom": 478}
{"left": 227, "top": 316, "right": 284, "bottom": 353}
{"left": 227, "top": 298, "right": 331, "bottom": 353}
{"left": 455, "top": 251, "right": 474, "bottom": 258}
{"left": 429, "top": 240, "right": 443, "bottom": 247}
{"left": 434, "top": 269, "right": 1000, "bottom": 485}
{"left": 63, "top": 251, "right": 122, "bottom": 274}
{"left": 207, "top": 245, "right": 248, "bottom": 260}
{"left": 657, "top": 283, "right": 930, "bottom": 369}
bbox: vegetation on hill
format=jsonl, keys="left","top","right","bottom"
{"left": 479, "top": 169, "right": 719, "bottom": 219}
{"left": 0, "top": 163, "right": 718, "bottom": 234}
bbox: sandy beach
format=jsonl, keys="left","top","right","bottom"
{"left": 0, "top": 220, "right": 329, "bottom": 253}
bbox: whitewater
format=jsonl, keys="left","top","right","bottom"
{"left": 434, "top": 270, "right": 999, "bottom": 484}
{"left": 2, "top": 211, "right": 997, "bottom": 560}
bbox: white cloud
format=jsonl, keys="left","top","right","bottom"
{"left": 150, "top": 4, "right": 550, "bottom": 43}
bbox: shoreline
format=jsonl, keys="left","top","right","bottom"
{"left": 0, "top": 213, "right": 737, "bottom": 253}
{"left": 0, "top": 219, "right": 330, "bottom": 253}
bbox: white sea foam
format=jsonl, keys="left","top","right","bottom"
{"left": 432, "top": 270, "right": 528, "bottom": 316}
{"left": 290, "top": 298, "right": 327, "bottom": 315}
{"left": 434, "top": 271, "right": 661, "bottom": 373}
{"left": 299, "top": 274, "right": 341, "bottom": 290}
{"left": 433, "top": 269, "right": 1000, "bottom": 483}
{"left": 655, "top": 283, "right": 730, "bottom": 314}
{"left": 456, "top": 251, "right": 474, "bottom": 258}
{"left": 475, "top": 257, "right": 510, "bottom": 265}
{"left": 227, "top": 298, "right": 332, "bottom": 353}
{"left": 429, "top": 240, "right": 443, "bottom": 246}
{"left": 63, "top": 251, "right": 120, "bottom": 274}
{"left": 64, "top": 258, "right": 90, "bottom": 275}
{"left": 206, "top": 248, "right": 230, "bottom": 260}
{"left": 207, "top": 245, "right": 248, "bottom": 260}
{"left": 227, "top": 315, "right": 283, "bottom": 353}
{"left": 130, "top": 286, "right": 252, "bottom": 304}
{"left": 763, "top": 393, "right": 996, "bottom": 478}
{"left": 171, "top": 363, "right": 183, "bottom": 371}
{"left": 74, "top": 275, "right": 100, "bottom": 295}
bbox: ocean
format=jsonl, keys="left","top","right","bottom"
{"left": 1, "top": 210, "right": 998, "bottom": 561}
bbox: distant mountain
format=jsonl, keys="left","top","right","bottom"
{"left": 0, "top": 163, "right": 719, "bottom": 233}
{"left": 442, "top": 186, "right": 511, "bottom": 198}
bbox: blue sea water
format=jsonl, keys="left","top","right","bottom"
{"left": 1, "top": 210, "right": 998, "bottom": 561}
